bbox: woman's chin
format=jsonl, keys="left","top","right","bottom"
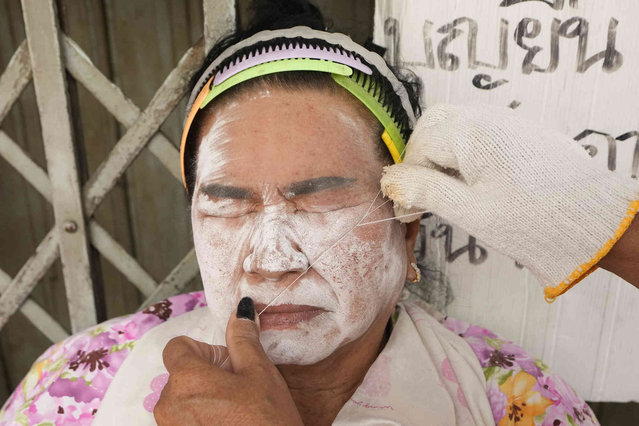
{"left": 263, "top": 341, "right": 337, "bottom": 366}
{"left": 260, "top": 324, "right": 342, "bottom": 366}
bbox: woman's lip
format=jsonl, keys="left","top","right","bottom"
{"left": 255, "top": 304, "right": 326, "bottom": 330}
{"left": 254, "top": 303, "right": 323, "bottom": 314}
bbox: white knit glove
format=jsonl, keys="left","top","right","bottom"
{"left": 380, "top": 104, "right": 639, "bottom": 301}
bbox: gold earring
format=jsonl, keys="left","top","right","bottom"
{"left": 410, "top": 262, "right": 420, "bottom": 283}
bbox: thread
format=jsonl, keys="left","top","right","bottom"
{"left": 218, "top": 146, "right": 423, "bottom": 369}
{"left": 356, "top": 210, "right": 430, "bottom": 227}
{"left": 365, "top": 197, "right": 392, "bottom": 216}
{"left": 258, "top": 189, "right": 386, "bottom": 315}
{"left": 257, "top": 133, "right": 416, "bottom": 316}
{"left": 219, "top": 189, "right": 390, "bottom": 369}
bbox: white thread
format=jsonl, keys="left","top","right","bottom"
{"left": 218, "top": 189, "right": 388, "bottom": 369}
{"left": 366, "top": 197, "right": 392, "bottom": 215}
{"left": 356, "top": 210, "right": 429, "bottom": 227}
{"left": 253, "top": 149, "right": 411, "bottom": 323}
{"left": 218, "top": 149, "right": 414, "bottom": 369}
{"left": 258, "top": 189, "right": 385, "bottom": 315}
{"left": 220, "top": 354, "right": 230, "bottom": 369}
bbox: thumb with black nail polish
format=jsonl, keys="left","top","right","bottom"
{"left": 236, "top": 296, "right": 256, "bottom": 321}
{"left": 226, "top": 296, "right": 269, "bottom": 373}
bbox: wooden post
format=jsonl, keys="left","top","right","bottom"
{"left": 21, "top": 0, "right": 97, "bottom": 332}
{"left": 0, "top": 41, "right": 30, "bottom": 125}
{"left": 62, "top": 36, "right": 183, "bottom": 181}
{"left": 0, "top": 270, "right": 68, "bottom": 343}
{"left": 203, "top": 0, "right": 236, "bottom": 53}
{"left": 140, "top": 249, "right": 199, "bottom": 309}
{"left": 83, "top": 38, "right": 204, "bottom": 216}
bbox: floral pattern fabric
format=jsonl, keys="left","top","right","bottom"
{"left": 0, "top": 291, "right": 597, "bottom": 425}
{"left": 442, "top": 317, "right": 598, "bottom": 425}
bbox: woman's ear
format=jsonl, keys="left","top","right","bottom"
{"left": 404, "top": 219, "right": 421, "bottom": 281}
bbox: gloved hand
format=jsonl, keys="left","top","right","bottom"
{"left": 380, "top": 104, "right": 639, "bottom": 301}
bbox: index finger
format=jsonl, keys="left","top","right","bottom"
{"left": 162, "top": 336, "right": 231, "bottom": 373}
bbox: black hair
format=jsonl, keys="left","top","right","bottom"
{"left": 184, "top": 0, "right": 422, "bottom": 196}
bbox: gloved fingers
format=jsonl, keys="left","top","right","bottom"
{"left": 402, "top": 104, "right": 461, "bottom": 171}
{"left": 380, "top": 163, "right": 473, "bottom": 221}
{"left": 390, "top": 204, "right": 425, "bottom": 224}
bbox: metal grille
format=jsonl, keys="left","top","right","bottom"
{"left": 0, "top": 0, "right": 235, "bottom": 340}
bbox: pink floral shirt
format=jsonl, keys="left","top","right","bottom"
{"left": 0, "top": 292, "right": 597, "bottom": 425}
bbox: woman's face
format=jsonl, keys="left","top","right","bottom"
{"left": 191, "top": 85, "right": 410, "bottom": 365}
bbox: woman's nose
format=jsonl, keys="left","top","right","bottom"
{"left": 243, "top": 220, "right": 309, "bottom": 281}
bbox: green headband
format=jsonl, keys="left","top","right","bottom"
{"left": 197, "top": 58, "right": 406, "bottom": 162}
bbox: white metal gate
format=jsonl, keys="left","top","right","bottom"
{"left": 0, "top": 0, "right": 234, "bottom": 340}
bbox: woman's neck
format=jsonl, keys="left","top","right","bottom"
{"left": 276, "top": 310, "right": 394, "bottom": 426}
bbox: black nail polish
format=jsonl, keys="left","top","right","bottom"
{"left": 237, "top": 297, "right": 255, "bottom": 321}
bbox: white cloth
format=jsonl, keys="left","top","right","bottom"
{"left": 95, "top": 301, "right": 493, "bottom": 425}
{"left": 381, "top": 104, "right": 639, "bottom": 299}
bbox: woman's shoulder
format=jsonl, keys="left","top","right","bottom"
{"left": 0, "top": 291, "right": 207, "bottom": 425}
{"left": 439, "top": 313, "right": 599, "bottom": 425}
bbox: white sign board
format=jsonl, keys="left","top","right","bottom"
{"left": 374, "top": 0, "right": 639, "bottom": 402}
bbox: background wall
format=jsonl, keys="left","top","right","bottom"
{"left": 0, "top": 0, "right": 635, "bottom": 422}
{"left": 374, "top": 0, "right": 639, "bottom": 420}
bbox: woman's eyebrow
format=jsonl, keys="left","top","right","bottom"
{"left": 285, "top": 176, "right": 356, "bottom": 197}
{"left": 200, "top": 183, "right": 253, "bottom": 199}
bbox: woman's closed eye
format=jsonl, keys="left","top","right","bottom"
{"left": 196, "top": 192, "right": 357, "bottom": 217}
{"left": 283, "top": 176, "right": 377, "bottom": 212}
{"left": 196, "top": 195, "right": 257, "bottom": 217}
{"left": 194, "top": 178, "right": 378, "bottom": 217}
{"left": 196, "top": 183, "right": 257, "bottom": 217}
{"left": 290, "top": 189, "right": 372, "bottom": 213}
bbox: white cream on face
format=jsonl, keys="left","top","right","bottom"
{"left": 191, "top": 86, "right": 407, "bottom": 365}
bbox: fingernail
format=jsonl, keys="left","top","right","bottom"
{"left": 237, "top": 297, "right": 255, "bottom": 321}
